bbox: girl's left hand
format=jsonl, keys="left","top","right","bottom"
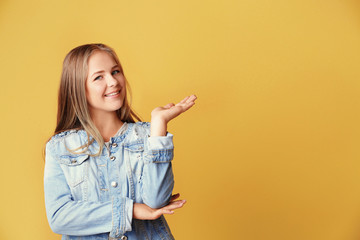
{"left": 151, "top": 95, "right": 197, "bottom": 123}
{"left": 133, "top": 193, "right": 186, "bottom": 220}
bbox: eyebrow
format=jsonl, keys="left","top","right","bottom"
{"left": 91, "top": 64, "right": 119, "bottom": 78}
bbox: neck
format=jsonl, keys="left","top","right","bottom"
{"left": 90, "top": 110, "right": 123, "bottom": 142}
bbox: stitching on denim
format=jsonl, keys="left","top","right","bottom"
{"left": 160, "top": 216, "right": 175, "bottom": 240}
{"left": 125, "top": 156, "right": 135, "bottom": 200}
{"left": 121, "top": 198, "right": 125, "bottom": 235}
{"left": 83, "top": 160, "right": 89, "bottom": 201}
{"left": 137, "top": 220, "right": 150, "bottom": 240}
{"left": 145, "top": 148, "right": 173, "bottom": 161}
{"left": 154, "top": 218, "right": 167, "bottom": 240}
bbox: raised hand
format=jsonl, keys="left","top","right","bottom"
{"left": 133, "top": 193, "right": 186, "bottom": 220}
{"left": 151, "top": 95, "right": 197, "bottom": 123}
{"left": 151, "top": 95, "right": 197, "bottom": 136}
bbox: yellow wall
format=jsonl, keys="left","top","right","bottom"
{"left": 1, "top": 0, "right": 360, "bottom": 239}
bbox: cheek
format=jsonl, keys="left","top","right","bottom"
{"left": 86, "top": 84, "right": 104, "bottom": 105}
{"left": 85, "top": 85, "right": 91, "bottom": 103}
{"left": 118, "top": 78, "right": 126, "bottom": 95}
{"left": 119, "top": 76, "right": 126, "bottom": 87}
{"left": 120, "top": 81, "right": 126, "bottom": 96}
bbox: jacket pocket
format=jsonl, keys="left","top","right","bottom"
{"left": 124, "top": 142, "right": 144, "bottom": 178}
{"left": 58, "top": 154, "right": 89, "bottom": 188}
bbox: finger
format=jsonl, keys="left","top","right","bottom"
{"left": 164, "top": 103, "right": 175, "bottom": 109}
{"left": 152, "top": 209, "right": 173, "bottom": 219}
{"left": 176, "top": 95, "right": 196, "bottom": 109}
{"left": 164, "top": 199, "right": 185, "bottom": 208}
{"left": 186, "top": 94, "right": 197, "bottom": 103}
{"left": 176, "top": 101, "right": 195, "bottom": 111}
{"left": 161, "top": 209, "right": 174, "bottom": 215}
{"left": 179, "top": 96, "right": 190, "bottom": 104}
{"left": 170, "top": 193, "right": 180, "bottom": 201}
{"left": 161, "top": 210, "right": 174, "bottom": 215}
{"left": 163, "top": 200, "right": 186, "bottom": 211}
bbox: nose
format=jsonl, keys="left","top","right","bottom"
{"left": 106, "top": 73, "right": 118, "bottom": 87}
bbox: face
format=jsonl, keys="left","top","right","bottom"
{"left": 85, "top": 51, "right": 126, "bottom": 116}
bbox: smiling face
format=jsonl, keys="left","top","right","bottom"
{"left": 85, "top": 50, "right": 126, "bottom": 116}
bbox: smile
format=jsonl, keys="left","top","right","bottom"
{"left": 104, "top": 90, "right": 120, "bottom": 97}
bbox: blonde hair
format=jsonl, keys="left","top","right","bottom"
{"left": 54, "top": 43, "right": 141, "bottom": 156}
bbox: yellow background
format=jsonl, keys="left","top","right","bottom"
{"left": 1, "top": 0, "right": 360, "bottom": 239}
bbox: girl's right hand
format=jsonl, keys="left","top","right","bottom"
{"left": 133, "top": 193, "right": 186, "bottom": 220}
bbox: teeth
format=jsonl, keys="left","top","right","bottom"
{"left": 105, "top": 91, "right": 119, "bottom": 97}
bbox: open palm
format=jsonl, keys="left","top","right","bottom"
{"left": 151, "top": 95, "right": 197, "bottom": 123}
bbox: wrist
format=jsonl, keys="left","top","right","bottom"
{"left": 150, "top": 118, "right": 167, "bottom": 136}
{"left": 151, "top": 114, "right": 168, "bottom": 123}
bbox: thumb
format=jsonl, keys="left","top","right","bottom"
{"left": 164, "top": 103, "right": 175, "bottom": 109}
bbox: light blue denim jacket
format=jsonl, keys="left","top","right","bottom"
{"left": 44, "top": 122, "right": 175, "bottom": 240}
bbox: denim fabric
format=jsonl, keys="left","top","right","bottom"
{"left": 44, "top": 122, "right": 175, "bottom": 240}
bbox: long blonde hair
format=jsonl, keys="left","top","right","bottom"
{"left": 54, "top": 43, "right": 141, "bottom": 156}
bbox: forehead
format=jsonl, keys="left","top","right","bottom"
{"left": 87, "top": 51, "right": 117, "bottom": 72}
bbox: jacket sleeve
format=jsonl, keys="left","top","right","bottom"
{"left": 44, "top": 141, "right": 133, "bottom": 237}
{"left": 141, "top": 132, "right": 175, "bottom": 209}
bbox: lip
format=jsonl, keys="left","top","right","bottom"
{"left": 104, "top": 90, "right": 121, "bottom": 97}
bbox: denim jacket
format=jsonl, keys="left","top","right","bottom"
{"left": 44, "top": 122, "right": 175, "bottom": 240}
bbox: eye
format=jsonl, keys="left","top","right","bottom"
{"left": 112, "top": 70, "right": 121, "bottom": 75}
{"left": 94, "top": 75, "right": 102, "bottom": 81}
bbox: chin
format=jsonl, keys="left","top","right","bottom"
{"left": 110, "top": 103, "right": 124, "bottom": 111}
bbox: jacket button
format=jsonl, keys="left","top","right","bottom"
{"left": 112, "top": 143, "right": 118, "bottom": 148}
{"left": 110, "top": 156, "right": 116, "bottom": 161}
{"left": 121, "top": 236, "right": 127, "bottom": 240}
{"left": 111, "top": 181, "right": 118, "bottom": 188}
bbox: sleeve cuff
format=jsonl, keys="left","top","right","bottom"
{"left": 144, "top": 133, "right": 174, "bottom": 163}
{"left": 110, "top": 197, "right": 133, "bottom": 238}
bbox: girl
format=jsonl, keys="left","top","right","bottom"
{"left": 44, "top": 43, "right": 197, "bottom": 240}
